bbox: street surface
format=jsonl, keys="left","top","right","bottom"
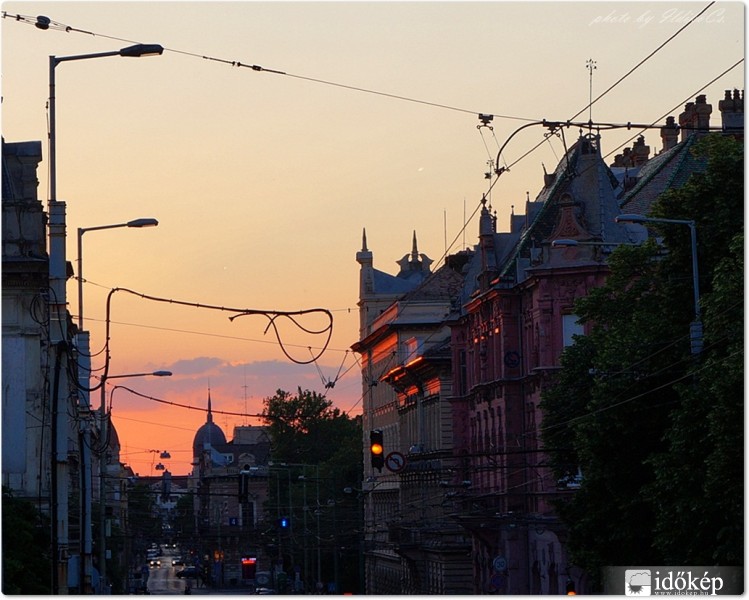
{"left": 143, "top": 549, "right": 252, "bottom": 596}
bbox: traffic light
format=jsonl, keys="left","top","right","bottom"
{"left": 565, "top": 578, "right": 576, "bottom": 595}
{"left": 238, "top": 473, "right": 249, "bottom": 502}
{"left": 370, "top": 429, "right": 384, "bottom": 471}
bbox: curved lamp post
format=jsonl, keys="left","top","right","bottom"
{"left": 615, "top": 213, "right": 702, "bottom": 355}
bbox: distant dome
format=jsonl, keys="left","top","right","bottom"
{"left": 192, "top": 391, "right": 227, "bottom": 458}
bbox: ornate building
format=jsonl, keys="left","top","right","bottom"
{"left": 354, "top": 93, "right": 740, "bottom": 594}
{"left": 352, "top": 231, "right": 473, "bottom": 594}
{"left": 189, "top": 392, "right": 271, "bottom": 587}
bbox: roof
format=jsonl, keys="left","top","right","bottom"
{"left": 192, "top": 392, "right": 227, "bottom": 458}
{"left": 619, "top": 134, "right": 704, "bottom": 215}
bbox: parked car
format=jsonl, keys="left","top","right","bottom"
{"left": 176, "top": 566, "right": 201, "bottom": 579}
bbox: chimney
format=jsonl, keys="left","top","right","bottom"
{"left": 609, "top": 138, "right": 649, "bottom": 168}
{"left": 679, "top": 101, "right": 696, "bottom": 142}
{"left": 631, "top": 136, "right": 650, "bottom": 166}
{"left": 694, "top": 94, "right": 712, "bottom": 133}
{"left": 719, "top": 89, "right": 744, "bottom": 132}
{"left": 660, "top": 116, "right": 679, "bottom": 152}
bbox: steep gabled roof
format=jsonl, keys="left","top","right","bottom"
{"left": 401, "top": 259, "right": 466, "bottom": 304}
{"left": 619, "top": 134, "right": 704, "bottom": 215}
{"left": 496, "top": 133, "right": 625, "bottom": 280}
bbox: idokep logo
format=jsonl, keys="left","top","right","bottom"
{"left": 604, "top": 566, "right": 742, "bottom": 595}
{"left": 652, "top": 569, "right": 725, "bottom": 595}
{"left": 624, "top": 570, "right": 652, "bottom": 596}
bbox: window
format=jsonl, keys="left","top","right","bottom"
{"left": 403, "top": 336, "right": 422, "bottom": 362}
{"left": 562, "top": 314, "right": 584, "bottom": 347}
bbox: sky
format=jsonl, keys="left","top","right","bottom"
{"left": 2, "top": 1, "right": 744, "bottom": 476}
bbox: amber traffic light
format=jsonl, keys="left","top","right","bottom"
{"left": 370, "top": 429, "right": 384, "bottom": 471}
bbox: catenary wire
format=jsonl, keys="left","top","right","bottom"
{"left": 2, "top": 10, "right": 538, "bottom": 123}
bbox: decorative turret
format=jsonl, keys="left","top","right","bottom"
{"left": 356, "top": 228, "right": 375, "bottom": 298}
{"left": 477, "top": 197, "right": 498, "bottom": 292}
{"left": 396, "top": 231, "right": 433, "bottom": 276}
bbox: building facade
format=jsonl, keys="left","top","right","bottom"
{"left": 189, "top": 394, "right": 272, "bottom": 587}
{"left": 353, "top": 231, "right": 473, "bottom": 594}
{"left": 354, "top": 92, "right": 740, "bottom": 594}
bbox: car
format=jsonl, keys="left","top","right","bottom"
{"left": 149, "top": 558, "right": 161, "bottom": 568}
{"left": 176, "top": 566, "right": 201, "bottom": 579}
{"left": 172, "top": 557, "right": 186, "bottom": 566}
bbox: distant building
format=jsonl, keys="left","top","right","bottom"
{"left": 189, "top": 392, "right": 271, "bottom": 586}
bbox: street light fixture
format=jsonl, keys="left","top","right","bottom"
{"left": 49, "top": 44, "right": 164, "bottom": 202}
{"left": 77, "top": 218, "right": 159, "bottom": 330}
{"left": 99, "top": 369, "right": 171, "bottom": 592}
{"left": 46, "top": 41, "right": 163, "bottom": 595}
{"left": 615, "top": 213, "right": 702, "bottom": 355}
{"left": 551, "top": 239, "right": 630, "bottom": 248}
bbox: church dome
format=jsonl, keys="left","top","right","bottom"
{"left": 192, "top": 392, "right": 227, "bottom": 458}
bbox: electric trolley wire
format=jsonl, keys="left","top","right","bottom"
{"left": 569, "top": 1, "right": 716, "bottom": 123}
{"left": 2, "top": 10, "right": 538, "bottom": 123}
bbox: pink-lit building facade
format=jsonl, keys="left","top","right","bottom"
{"left": 354, "top": 92, "right": 742, "bottom": 594}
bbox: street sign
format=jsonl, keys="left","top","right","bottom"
{"left": 492, "top": 556, "right": 507, "bottom": 572}
{"left": 385, "top": 451, "right": 406, "bottom": 473}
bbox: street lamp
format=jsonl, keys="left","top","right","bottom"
{"left": 46, "top": 41, "right": 163, "bottom": 595}
{"left": 615, "top": 213, "right": 702, "bottom": 355}
{"left": 77, "top": 218, "right": 159, "bottom": 329}
{"left": 551, "top": 239, "right": 632, "bottom": 248}
{"left": 49, "top": 43, "right": 164, "bottom": 202}
{"left": 99, "top": 370, "right": 171, "bottom": 593}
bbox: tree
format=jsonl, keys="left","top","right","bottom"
{"left": 174, "top": 491, "right": 196, "bottom": 546}
{"left": 540, "top": 134, "right": 743, "bottom": 583}
{"left": 262, "top": 388, "right": 363, "bottom": 592}
{"left": 1, "top": 487, "right": 52, "bottom": 594}
{"left": 644, "top": 135, "right": 744, "bottom": 565}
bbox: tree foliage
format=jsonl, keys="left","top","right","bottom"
{"left": 262, "top": 387, "right": 362, "bottom": 480}
{"left": 261, "top": 388, "right": 363, "bottom": 592}
{"left": 540, "top": 135, "right": 743, "bottom": 584}
{"left": 1, "top": 487, "right": 52, "bottom": 594}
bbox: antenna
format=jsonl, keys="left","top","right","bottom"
{"left": 463, "top": 197, "right": 466, "bottom": 250}
{"left": 444, "top": 209, "right": 447, "bottom": 256}
{"left": 586, "top": 58, "right": 597, "bottom": 126}
{"left": 242, "top": 368, "right": 249, "bottom": 425}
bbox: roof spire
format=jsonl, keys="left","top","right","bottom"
{"left": 411, "top": 230, "right": 419, "bottom": 261}
{"left": 362, "top": 228, "right": 368, "bottom": 252}
{"left": 207, "top": 388, "right": 213, "bottom": 423}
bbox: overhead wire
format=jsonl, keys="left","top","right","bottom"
{"left": 569, "top": 1, "right": 716, "bottom": 123}
{"left": 496, "top": 0, "right": 721, "bottom": 174}
{"left": 2, "top": 10, "right": 538, "bottom": 124}
{"left": 6, "top": 5, "right": 740, "bottom": 471}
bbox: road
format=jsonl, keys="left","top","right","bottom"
{"left": 143, "top": 550, "right": 253, "bottom": 596}
{"left": 145, "top": 557, "right": 193, "bottom": 595}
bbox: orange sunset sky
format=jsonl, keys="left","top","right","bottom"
{"left": 2, "top": 1, "right": 743, "bottom": 475}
